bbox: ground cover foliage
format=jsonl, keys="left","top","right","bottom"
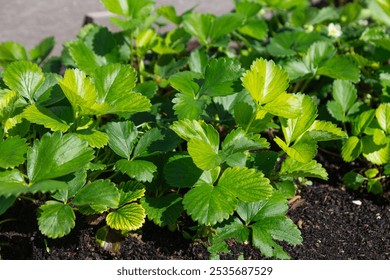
{"left": 0, "top": 0, "right": 389, "bottom": 259}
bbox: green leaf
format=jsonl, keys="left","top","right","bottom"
{"left": 208, "top": 217, "right": 250, "bottom": 256}
{"left": 0, "top": 196, "right": 17, "bottom": 215}
{"left": 164, "top": 154, "right": 203, "bottom": 188}
{"left": 0, "top": 91, "right": 19, "bottom": 122}
{"left": 210, "top": 13, "right": 245, "bottom": 40}
{"left": 133, "top": 128, "right": 180, "bottom": 158}
{"left": 274, "top": 137, "right": 317, "bottom": 163}
{"left": 115, "top": 159, "right": 157, "bottom": 183}
{"left": 74, "top": 129, "right": 109, "bottom": 148}
{"left": 169, "top": 71, "right": 201, "bottom": 96}
{"left": 106, "top": 203, "right": 146, "bottom": 231}
{"left": 367, "top": 179, "right": 383, "bottom": 194}
{"left": 172, "top": 91, "right": 208, "bottom": 120}
{"left": 263, "top": 93, "right": 301, "bottom": 118}
{"left": 188, "top": 49, "right": 208, "bottom": 74}
{"left": 105, "top": 121, "right": 138, "bottom": 159}
{"left": 57, "top": 68, "right": 100, "bottom": 115}
{"left": 170, "top": 119, "right": 219, "bottom": 147}
{"left": 188, "top": 138, "right": 222, "bottom": 170}
{"left": 376, "top": 103, "right": 390, "bottom": 134}
{"left": 252, "top": 218, "right": 301, "bottom": 259}
{"left": 27, "top": 132, "right": 94, "bottom": 183}
{"left": 183, "top": 13, "right": 214, "bottom": 45}
{"left": 284, "top": 60, "right": 312, "bottom": 81}
{"left": 118, "top": 181, "right": 145, "bottom": 207}
{"left": 362, "top": 137, "right": 390, "bottom": 165}
{"left": 281, "top": 94, "right": 317, "bottom": 145}
{"left": 141, "top": 194, "right": 183, "bottom": 227}
{"left": 37, "top": 201, "right": 75, "bottom": 239}
{"left": 23, "top": 104, "right": 70, "bottom": 132}
{"left": 306, "top": 120, "right": 346, "bottom": 141}
{"left": 157, "top": 5, "right": 181, "bottom": 25}
{"left": 0, "top": 42, "right": 28, "bottom": 66}
{"left": 317, "top": 56, "right": 360, "bottom": 82}
{"left": 332, "top": 80, "right": 358, "bottom": 115}
{"left": 3, "top": 61, "right": 45, "bottom": 103}
{"left": 307, "top": 41, "right": 336, "bottom": 68}
{"left": 67, "top": 40, "right": 105, "bottom": 75}
{"left": 199, "top": 58, "right": 242, "bottom": 97}
{"left": 183, "top": 183, "right": 237, "bottom": 226}
{"left": 30, "top": 36, "right": 55, "bottom": 64}
{"left": 242, "top": 58, "right": 289, "bottom": 105}
{"left": 222, "top": 128, "right": 269, "bottom": 156}
{"left": 101, "top": 0, "right": 154, "bottom": 18}
{"left": 72, "top": 180, "right": 120, "bottom": 210}
{"left": 352, "top": 110, "right": 376, "bottom": 136}
{"left": 238, "top": 19, "right": 268, "bottom": 40}
{"left": 0, "top": 136, "right": 28, "bottom": 169}
{"left": 341, "top": 136, "right": 362, "bottom": 162}
{"left": 327, "top": 101, "right": 348, "bottom": 122}
{"left": 343, "top": 171, "right": 366, "bottom": 190}
{"left": 280, "top": 158, "right": 328, "bottom": 180}
{"left": 250, "top": 192, "right": 302, "bottom": 259}
{"left": 218, "top": 167, "right": 273, "bottom": 202}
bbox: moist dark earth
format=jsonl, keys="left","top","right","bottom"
{"left": 1, "top": 154, "right": 389, "bottom": 260}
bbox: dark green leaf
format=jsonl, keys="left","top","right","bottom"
{"left": 141, "top": 194, "right": 183, "bottom": 227}
{"left": 37, "top": 201, "right": 75, "bottom": 238}
{"left": 27, "top": 132, "right": 94, "bottom": 183}
{"left": 30, "top": 37, "right": 55, "bottom": 63}
{"left": 164, "top": 154, "right": 202, "bottom": 188}
{"left": 0, "top": 136, "right": 28, "bottom": 169}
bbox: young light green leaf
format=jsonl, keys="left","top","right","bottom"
{"left": 274, "top": 137, "right": 317, "bottom": 163}
{"left": 376, "top": 103, "right": 390, "bottom": 134}
{"left": 170, "top": 119, "right": 219, "bottom": 147}
{"left": 57, "top": 68, "right": 99, "bottom": 115}
{"left": 0, "top": 91, "right": 19, "bottom": 122}
{"left": 115, "top": 159, "right": 157, "bottom": 183}
{"left": 164, "top": 154, "right": 203, "bottom": 188}
{"left": 74, "top": 129, "right": 109, "bottom": 148}
{"left": 27, "top": 132, "right": 94, "bottom": 183}
{"left": 263, "top": 93, "right": 301, "bottom": 118}
{"left": 0, "top": 136, "right": 28, "bottom": 169}
{"left": 169, "top": 71, "right": 201, "bottom": 96}
{"left": 106, "top": 203, "right": 146, "bottom": 231}
{"left": 105, "top": 121, "right": 138, "bottom": 159}
{"left": 280, "top": 158, "right": 328, "bottom": 180}
{"left": 242, "top": 58, "right": 289, "bottom": 105}
{"left": 238, "top": 19, "right": 268, "bottom": 40}
{"left": 188, "top": 138, "right": 222, "bottom": 170}
{"left": 23, "top": 104, "right": 70, "bottom": 132}
{"left": 218, "top": 167, "right": 273, "bottom": 202}
{"left": 352, "top": 110, "right": 376, "bottom": 136}
{"left": 37, "top": 201, "right": 75, "bottom": 239}
{"left": 280, "top": 94, "right": 317, "bottom": 145}
{"left": 362, "top": 136, "right": 390, "bottom": 165}
{"left": 341, "top": 136, "right": 362, "bottom": 162}
{"left": 199, "top": 58, "right": 242, "bottom": 97}
{"left": 3, "top": 61, "right": 45, "bottom": 103}
{"left": 183, "top": 183, "right": 237, "bottom": 226}
{"left": 0, "top": 42, "right": 28, "bottom": 66}
{"left": 72, "top": 180, "right": 120, "bottom": 210}
{"left": 141, "top": 193, "right": 183, "bottom": 227}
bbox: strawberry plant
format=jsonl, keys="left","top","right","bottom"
{"left": 1, "top": 0, "right": 389, "bottom": 259}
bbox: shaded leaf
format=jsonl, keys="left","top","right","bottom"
{"left": 164, "top": 154, "right": 202, "bottom": 188}
{"left": 141, "top": 194, "right": 183, "bottom": 227}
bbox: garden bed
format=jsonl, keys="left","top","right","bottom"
{"left": 1, "top": 179, "right": 389, "bottom": 260}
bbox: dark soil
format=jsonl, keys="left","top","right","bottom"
{"left": 1, "top": 183, "right": 389, "bottom": 260}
